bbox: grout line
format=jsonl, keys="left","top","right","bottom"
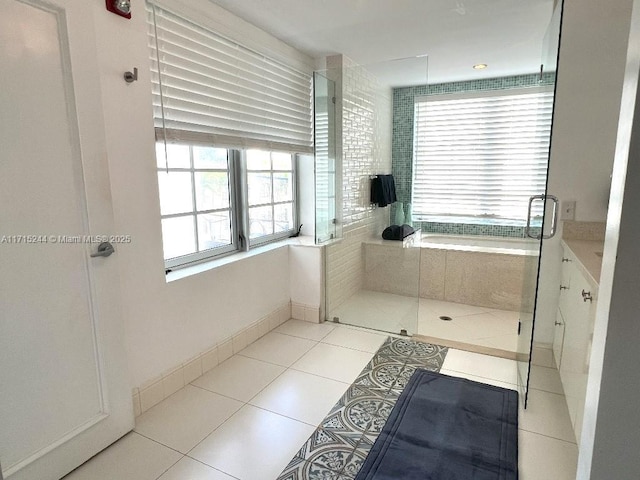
{"left": 183, "top": 452, "right": 242, "bottom": 479}
{"left": 152, "top": 453, "right": 184, "bottom": 480}
{"left": 528, "top": 385, "right": 565, "bottom": 395}
{"left": 183, "top": 403, "right": 250, "bottom": 457}
{"left": 235, "top": 346, "right": 317, "bottom": 369}
{"left": 180, "top": 382, "right": 249, "bottom": 406}
{"left": 244, "top": 368, "right": 351, "bottom": 404}
{"left": 518, "top": 427, "right": 578, "bottom": 445}
{"left": 247, "top": 403, "right": 325, "bottom": 428}
{"left": 273, "top": 329, "right": 335, "bottom": 342}
{"left": 189, "top": 366, "right": 288, "bottom": 405}
{"left": 133, "top": 430, "right": 185, "bottom": 456}
{"left": 318, "top": 339, "right": 385, "bottom": 354}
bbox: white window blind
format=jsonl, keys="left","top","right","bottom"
{"left": 147, "top": 3, "right": 313, "bottom": 154}
{"left": 412, "top": 87, "right": 553, "bottom": 223}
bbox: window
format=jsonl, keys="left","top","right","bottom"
{"left": 157, "top": 144, "right": 235, "bottom": 267}
{"left": 246, "top": 150, "right": 296, "bottom": 245}
{"left": 147, "top": 2, "right": 311, "bottom": 268}
{"left": 412, "top": 87, "right": 554, "bottom": 224}
{"left": 158, "top": 143, "right": 296, "bottom": 268}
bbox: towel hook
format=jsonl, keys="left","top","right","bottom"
{"left": 124, "top": 67, "right": 138, "bottom": 83}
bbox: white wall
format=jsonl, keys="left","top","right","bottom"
{"left": 89, "top": 0, "right": 314, "bottom": 387}
{"left": 579, "top": 0, "right": 640, "bottom": 475}
{"left": 534, "top": 0, "right": 633, "bottom": 345}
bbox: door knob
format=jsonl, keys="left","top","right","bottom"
{"left": 90, "top": 242, "right": 115, "bottom": 258}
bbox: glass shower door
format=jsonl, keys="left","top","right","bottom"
{"left": 516, "top": 0, "right": 564, "bottom": 407}
{"left": 313, "top": 72, "right": 338, "bottom": 243}
{"left": 317, "top": 56, "right": 424, "bottom": 336}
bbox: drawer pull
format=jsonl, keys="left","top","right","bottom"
{"left": 562, "top": 257, "right": 572, "bottom": 262}
{"left": 560, "top": 285, "right": 568, "bottom": 291}
{"left": 582, "top": 289, "right": 593, "bottom": 303}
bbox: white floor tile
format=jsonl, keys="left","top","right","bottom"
{"left": 442, "top": 349, "right": 518, "bottom": 385}
{"left": 249, "top": 369, "right": 349, "bottom": 425}
{"left": 320, "top": 326, "right": 387, "bottom": 353}
{"left": 518, "top": 430, "right": 578, "bottom": 480}
{"left": 189, "top": 405, "right": 314, "bottom": 480}
{"left": 474, "top": 333, "right": 519, "bottom": 352}
{"left": 157, "top": 457, "right": 236, "bottom": 480}
{"left": 275, "top": 319, "right": 336, "bottom": 341}
{"left": 63, "top": 432, "right": 181, "bottom": 480}
{"left": 192, "top": 355, "right": 285, "bottom": 402}
{"left": 291, "top": 342, "right": 375, "bottom": 383}
{"left": 134, "top": 385, "right": 243, "bottom": 453}
{"left": 531, "top": 346, "right": 556, "bottom": 368}
{"left": 237, "top": 332, "right": 317, "bottom": 366}
{"left": 528, "top": 365, "right": 564, "bottom": 395}
{"left": 519, "top": 388, "right": 576, "bottom": 443}
{"left": 439, "top": 368, "right": 518, "bottom": 391}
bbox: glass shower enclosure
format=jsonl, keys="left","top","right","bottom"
{"left": 314, "top": 56, "right": 428, "bottom": 337}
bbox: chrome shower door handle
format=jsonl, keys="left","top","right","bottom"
{"left": 526, "top": 194, "right": 545, "bottom": 239}
{"left": 525, "top": 194, "right": 559, "bottom": 240}
{"left": 90, "top": 242, "right": 115, "bottom": 258}
{"left": 543, "top": 195, "right": 559, "bottom": 239}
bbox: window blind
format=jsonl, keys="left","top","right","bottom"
{"left": 412, "top": 87, "right": 553, "bottom": 223}
{"left": 147, "top": 3, "right": 313, "bottom": 154}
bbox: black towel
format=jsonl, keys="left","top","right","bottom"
{"left": 370, "top": 174, "right": 397, "bottom": 207}
{"left": 382, "top": 224, "right": 415, "bottom": 240}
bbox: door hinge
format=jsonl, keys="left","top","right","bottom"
{"left": 518, "top": 321, "right": 522, "bottom": 335}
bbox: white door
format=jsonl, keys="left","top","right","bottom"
{"left": 0, "top": 1, "right": 133, "bottom": 479}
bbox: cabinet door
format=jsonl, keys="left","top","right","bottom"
{"left": 558, "top": 251, "right": 573, "bottom": 315}
{"left": 559, "top": 262, "right": 594, "bottom": 439}
{"left": 553, "top": 309, "right": 566, "bottom": 368}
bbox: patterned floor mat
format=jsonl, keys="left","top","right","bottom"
{"left": 277, "top": 336, "right": 448, "bottom": 480}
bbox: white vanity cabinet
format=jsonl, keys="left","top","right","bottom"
{"left": 555, "top": 244, "right": 598, "bottom": 443}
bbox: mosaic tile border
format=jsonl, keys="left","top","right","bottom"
{"left": 277, "top": 337, "right": 448, "bottom": 480}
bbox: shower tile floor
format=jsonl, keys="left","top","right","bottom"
{"left": 63, "top": 320, "right": 577, "bottom": 480}
{"left": 331, "top": 290, "right": 519, "bottom": 354}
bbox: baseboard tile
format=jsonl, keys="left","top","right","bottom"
{"left": 135, "top": 300, "right": 290, "bottom": 416}
{"left": 291, "top": 301, "right": 321, "bottom": 323}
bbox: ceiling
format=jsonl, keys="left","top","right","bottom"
{"left": 208, "top": 0, "right": 556, "bottom": 87}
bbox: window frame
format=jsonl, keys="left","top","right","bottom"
{"left": 158, "top": 143, "right": 299, "bottom": 271}
{"left": 243, "top": 150, "right": 299, "bottom": 248}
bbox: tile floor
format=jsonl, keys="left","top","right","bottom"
{"left": 63, "top": 320, "right": 577, "bottom": 480}
{"left": 277, "top": 337, "right": 449, "bottom": 479}
{"left": 330, "top": 290, "right": 519, "bottom": 353}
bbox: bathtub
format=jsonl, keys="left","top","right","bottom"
{"left": 420, "top": 234, "right": 538, "bottom": 256}
{"left": 364, "top": 233, "right": 535, "bottom": 310}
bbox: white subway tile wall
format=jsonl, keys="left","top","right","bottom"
{"left": 326, "top": 55, "right": 393, "bottom": 315}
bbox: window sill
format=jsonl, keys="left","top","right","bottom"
{"left": 165, "top": 235, "right": 319, "bottom": 283}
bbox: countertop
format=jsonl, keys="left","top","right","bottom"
{"left": 561, "top": 238, "right": 604, "bottom": 288}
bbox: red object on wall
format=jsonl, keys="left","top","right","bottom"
{"left": 106, "top": 0, "right": 132, "bottom": 19}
